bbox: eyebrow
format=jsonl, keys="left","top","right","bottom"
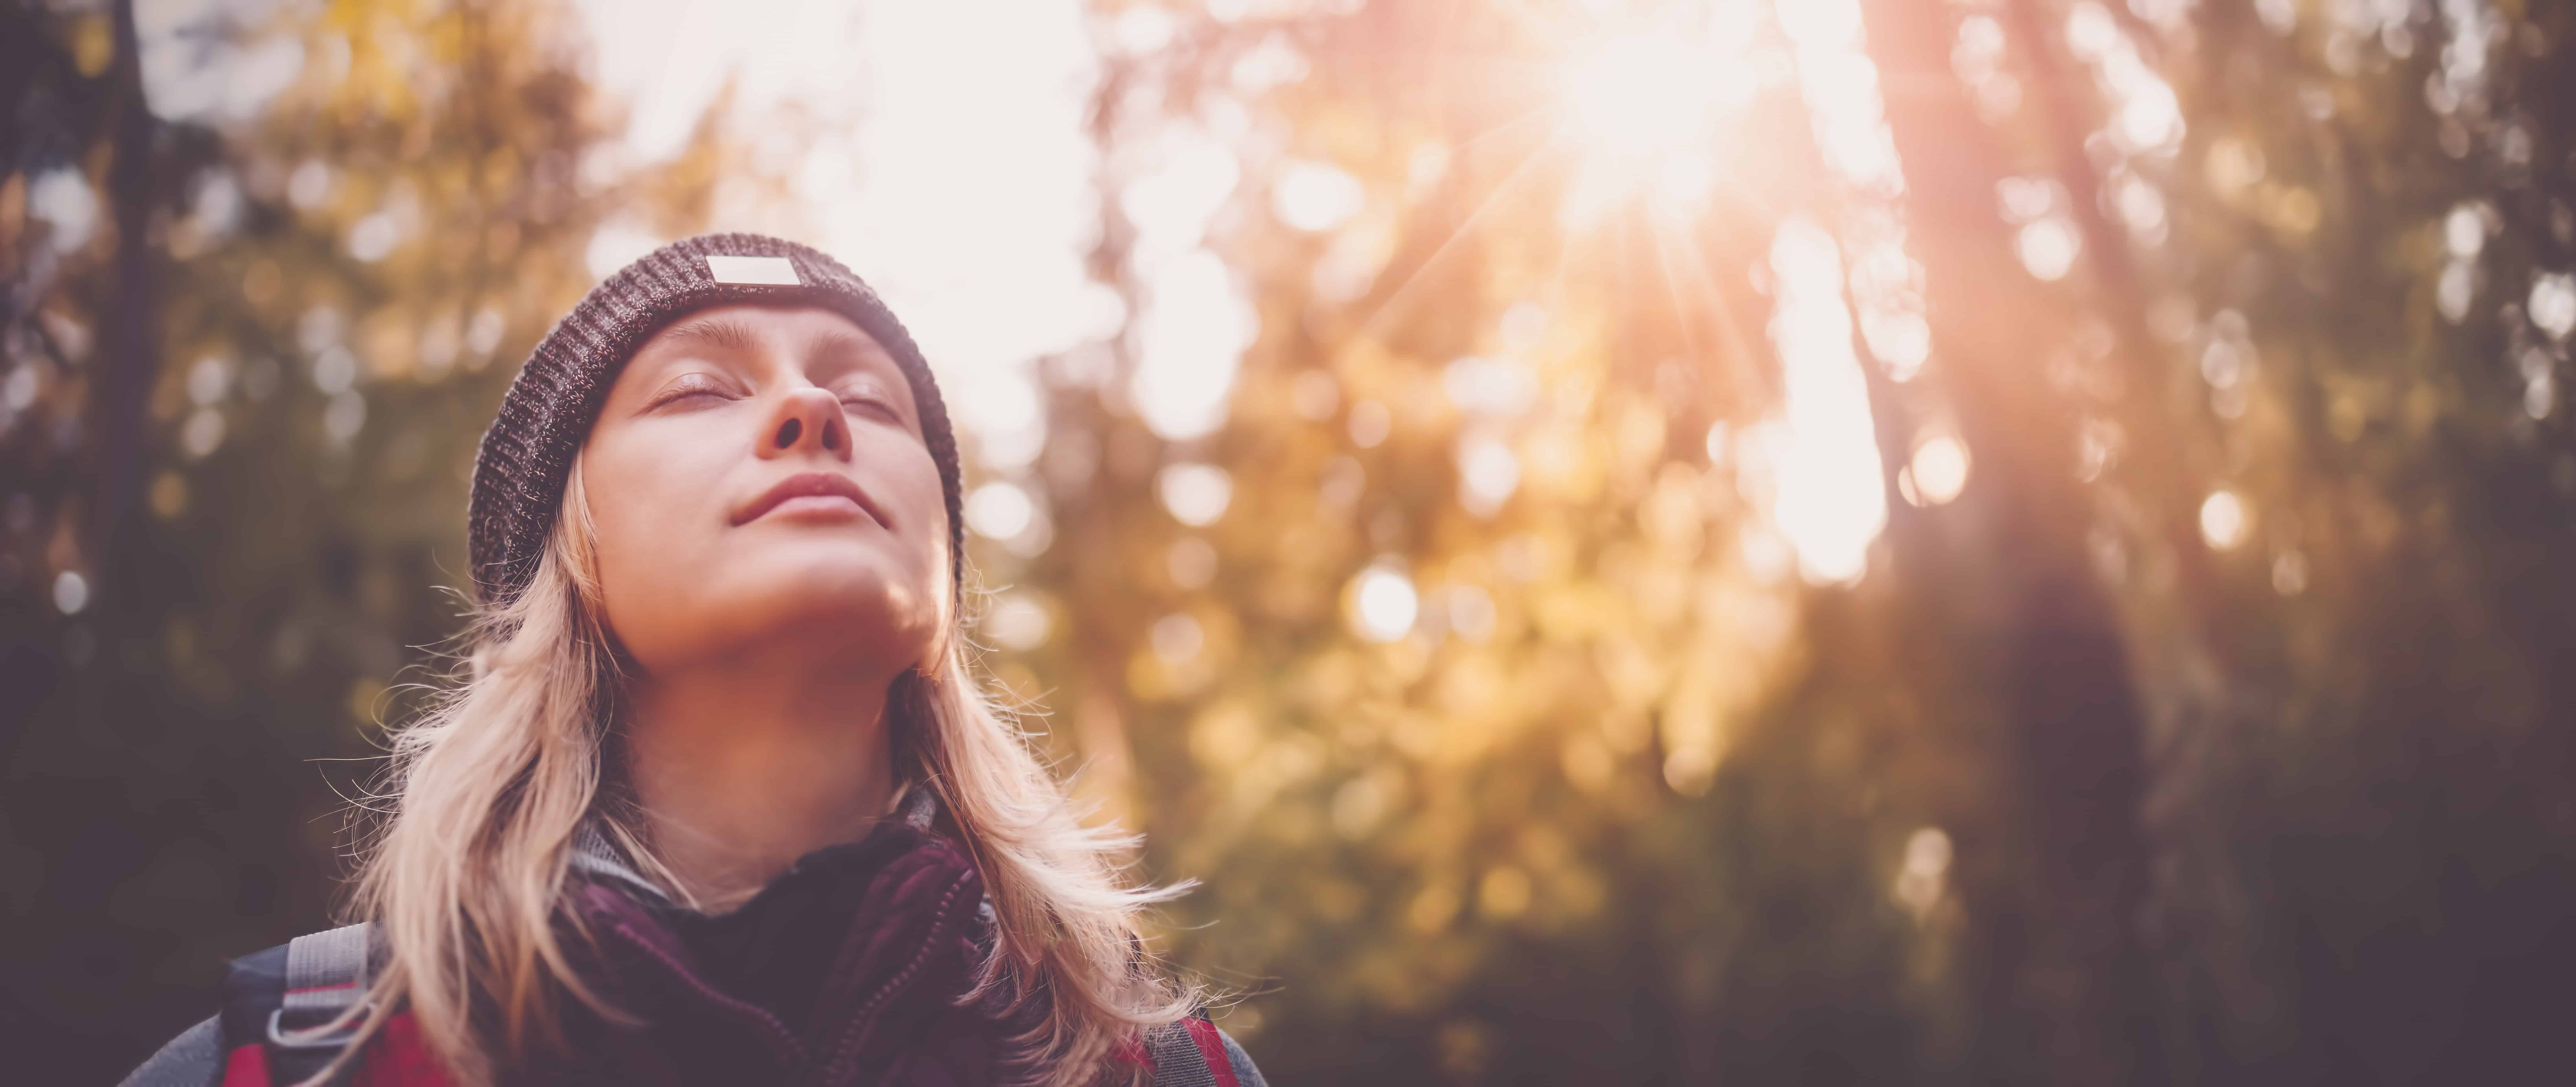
{"left": 809, "top": 327, "right": 884, "bottom": 365}
{"left": 657, "top": 315, "right": 760, "bottom": 354}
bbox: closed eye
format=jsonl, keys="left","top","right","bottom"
{"left": 835, "top": 384, "right": 905, "bottom": 421}
{"left": 839, "top": 393, "right": 894, "bottom": 413}
{"left": 646, "top": 374, "right": 735, "bottom": 410}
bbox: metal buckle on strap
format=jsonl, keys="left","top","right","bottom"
{"left": 266, "top": 1005, "right": 371, "bottom": 1050}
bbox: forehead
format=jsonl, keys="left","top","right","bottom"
{"left": 629, "top": 302, "right": 890, "bottom": 365}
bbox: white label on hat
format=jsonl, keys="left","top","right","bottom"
{"left": 704, "top": 255, "right": 802, "bottom": 285}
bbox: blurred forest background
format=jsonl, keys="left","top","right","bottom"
{"left": 7, "top": 0, "right": 2576, "bottom": 1082}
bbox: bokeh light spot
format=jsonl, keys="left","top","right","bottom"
{"left": 2529, "top": 272, "right": 2576, "bottom": 340}
{"left": 1455, "top": 437, "right": 1520, "bottom": 517}
{"left": 52, "top": 571, "right": 89, "bottom": 616}
{"left": 1909, "top": 435, "right": 1972, "bottom": 505}
{"left": 2200, "top": 489, "right": 2251, "bottom": 551}
{"left": 2017, "top": 217, "right": 2082, "bottom": 281}
{"left": 1274, "top": 161, "right": 1365, "bottom": 233}
{"left": 1149, "top": 613, "right": 1204, "bottom": 663}
{"left": 983, "top": 591, "right": 1051, "bottom": 652}
{"left": 965, "top": 481, "right": 1035, "bottom": 541}
{"left": 1158, "top": 463, "right": 1234, "bottom": 527}
{"left": 1348, "top": 563, "right": 1418, "bottom": 642}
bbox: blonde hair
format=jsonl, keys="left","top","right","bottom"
{"left": 336, "top": 462, "right": 1191, "bottom": 1086}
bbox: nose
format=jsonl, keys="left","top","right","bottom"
{"left": 757, "top": 386, "right": 848, "bottom": 461}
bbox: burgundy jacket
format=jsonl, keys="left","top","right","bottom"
{"left": 120, "top": 796, "right": 1264, "bottom": 1087}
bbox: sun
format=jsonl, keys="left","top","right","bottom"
{"left": 1560, "top": 0, "right": 1764, "bottom": 159}
{"left": 1553, "top": 12, "right": 1762, "bottom": 225}
{"left": 1564, "top": 32, "right": 1749, "bottom": 158}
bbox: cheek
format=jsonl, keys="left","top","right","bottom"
{"left": 588, "top": 450, "right": 672, "bottom": 572}
{"left": 881, "top": 441, "right": 953, "bottom": 582}
{"left": 582, "top": 437, "right": 723, "bottom": 652}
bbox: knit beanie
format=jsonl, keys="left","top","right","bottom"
{"left": 467, "top": 233, "right": 963, "bottom": 607}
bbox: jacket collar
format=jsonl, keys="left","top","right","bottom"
{"left": 555, "top": 783, "right": 996, "bottom": 1083}
{"left": 569, "top": 822, "right": 670, "bottom": 905}
{"left": 567, "top": 783, "right": 944, "bottom": 908}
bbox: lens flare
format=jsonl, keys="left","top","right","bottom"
{"left": 1556, "top": 16, "right": 1757, "bottom": 225}
{"left": 1565, "top": 35, "right": 1742, "bottom": 156}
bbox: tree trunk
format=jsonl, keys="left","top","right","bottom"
{"left": 90, "top": 0, "right": 163, "bottom": 571}
{"left": 1858, "top": 2, "right": 2165, "bottom": 1084}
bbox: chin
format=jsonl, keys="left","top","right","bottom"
{"left": 608, "top": 543, "right": 947, "bottom": 671}
{"left": 740, "top": 553, "right": 941, "bottom": 642}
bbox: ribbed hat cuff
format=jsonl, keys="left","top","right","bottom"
{"left": 465, "top": 233, "right": 964, "bottom": 608}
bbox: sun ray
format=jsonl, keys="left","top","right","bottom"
{"left": 1359, "top": 123, "right": 1569, "bottom": 342}
{"left": 1446, "top": 107, "right": 1561, "bottom": 162}
{"left": 1673, "top": 221, "right": 1776, "bottom": 407}
{"left": 1650, "top": 218, "right": 1710, "bottom": 368}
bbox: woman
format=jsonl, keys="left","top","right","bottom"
{"left": 122, "top": 235, "right": 1262, "bottom": 1087}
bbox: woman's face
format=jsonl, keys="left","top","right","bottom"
{"left": 581, "top": 303, "right": 949, "bottom": 676}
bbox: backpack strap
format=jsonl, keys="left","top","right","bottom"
{"left": 279, "top": 924, "right": 373, "bottom": 1029}
{"left": 117, "top": 1015, "right": 223, "bottom": 1087}
{"left": 218, "top": 922, "right": 377, "bottom": 1086}
{"left": 1142, "top": 1013, "right": 1267, "bottom": 1087}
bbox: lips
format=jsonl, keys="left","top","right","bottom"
{"left": 733, "top": 471, "right": 887, "bottom": 527}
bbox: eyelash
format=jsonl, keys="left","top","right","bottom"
{"left": 649, "top": 380, "right": 896, "bottom": 418}
{"left": 836, "top": 386, "right": 900, "bottom": 417}
{"left": 648, "top": 379, "right": 727, "bottom": 409}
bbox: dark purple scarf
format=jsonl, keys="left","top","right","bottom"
{"left": 519, "top": 811, "right": 1045, "bottom": 1087}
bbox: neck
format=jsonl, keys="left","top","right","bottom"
{"left": 623, "top": 652, "right": 907, "bottom": 911}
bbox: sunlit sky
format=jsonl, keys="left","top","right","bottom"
{"left": 573, "top": 0, "right": 1107, "bottom": 470}
{"left": 95, "top": 0, "right": 2030, "bottom": 593}
{"left": 566, "top": 0, "right": 1903, "bottom": 588}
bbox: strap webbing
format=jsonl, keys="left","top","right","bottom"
{"left": 1141, "top": 1014, "right": 1267, "bottom": 1087}
{"left": 116, "top": 1015, "right": 222, "bottom": 1087}
{"left": 1143, "top": 1016, "right": 1222, "bottom": 1087}
{"left": 269, "top": 922, "right": 374, "bottom": 1084}
{"left": 1182, "top": 1018, "right": 1243, "bottom": 1087}
{"left": 282, "top": 923, "right": 371, "bottom": 1024}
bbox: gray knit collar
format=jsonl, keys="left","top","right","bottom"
{"left": 568, "top": 784, "right": 943, "bottom": 907}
